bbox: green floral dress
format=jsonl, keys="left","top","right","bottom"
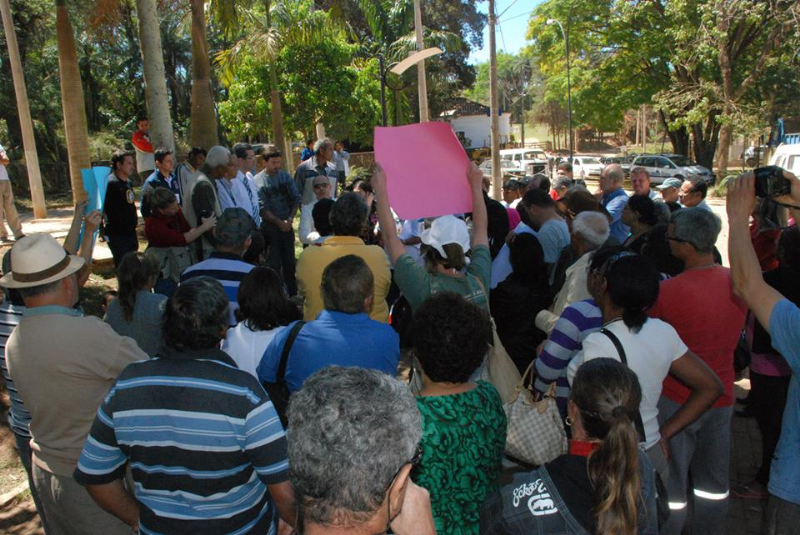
{"left": 413, "top": 380, "right": 507, "bottom": 535}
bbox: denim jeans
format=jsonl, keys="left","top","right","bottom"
{"left": 658, "top": 396, "right": 733, "bottom": 535}
{"left": 265, "top": 225, "right": 297, "bottom": 296}
{"left": 106, "top": 234, "right": 139, "bottom": 268}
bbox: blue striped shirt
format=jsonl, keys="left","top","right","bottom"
{"left": 181, "top": 253, "right": 254, "bottom": 326}
{"left": 534, "top": 299, "right": 603, "bottom": 416}
{"left": 74, "top": 347, "right": 288, "bottom": 535}
{"left": 0, "top": 300, "right": 27, "bottom": 437}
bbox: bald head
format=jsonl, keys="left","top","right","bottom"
{"left": 600, "top": 164, "right": 625, "bottom": 194}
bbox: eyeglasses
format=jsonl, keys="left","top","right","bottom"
{"left": 667, "top": 236, "right": 689, "bottom": 243}
{"left": 384, "top": 445, "right": 423, "bottom": 529}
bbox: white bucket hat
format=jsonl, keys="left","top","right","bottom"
{"left": 0, "top": 233, "right": 84, "bottom": 289}
{"left": 421, "top": 215, "right": 470, "bottom": 259}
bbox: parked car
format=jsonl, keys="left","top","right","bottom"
{"left": 500, "top": 148, "right": 549, "bottom": 176}
{"left": 479, "top": 159, "right": 524, "bottom": 180}
{"left": 630, "top": 153, "right": 714, "bottom": 185}
{"left": 769, "top": 143, "right": 800, "bottom": 175}
{"left": 742, "top": 146, "right": 768, "bottom": 167}
{"left": 602, "top": 155, "right": 635, "bottom": 176}
{"left": 572, "top": 156, "right": 605, "bottom": 179}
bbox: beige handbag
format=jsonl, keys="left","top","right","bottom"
{"left": 480, "top": 318, "right": 523, "bottom": 404}
{"left": 504, "top": 362, "right": 568, "bottom": 466}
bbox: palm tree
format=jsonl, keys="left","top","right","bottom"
{"left": 135, "top": 0, "right": 175, "bottom": 151}
{"left": 55, "top": 0, "right": 91, "bottom": 202}
{"left": 217, "top": 1, "right": 341, "bottom": 167}
{"left": 189, "top": 0, "right": 219, "bottom": 149}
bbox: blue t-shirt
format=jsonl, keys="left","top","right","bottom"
{"left": 257, "top": 310, "right": 400, "bottom": 393}
{"left": 768, "top": 299, "right": 800, "bottom": 504}
{"left": 602, "top": 188, "right": 630, "bottom": 244}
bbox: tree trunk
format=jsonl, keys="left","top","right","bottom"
{"left": 1, "top": 0, "right": 46, "bottom": 217}
{"left": 266, "top": 0, "right": 290, "bottom": 171}
{"left": 55, "top": 0, "right": 90, "bottom": 202}
{"left": 189, "top": 0, "right": 219, "bottom": 149}
{"left": 135, "top": 0, "right": 175, "bottom": 151}
{"left": 692, "top": 116, "right": 720, "bottom": 171}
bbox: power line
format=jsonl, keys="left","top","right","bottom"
{"left": 498, "top": 9, "right": 534, "bottom": 23}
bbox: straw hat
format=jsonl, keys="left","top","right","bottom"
{"left": 0, "top": 233, "right": 84, "bottom": 289}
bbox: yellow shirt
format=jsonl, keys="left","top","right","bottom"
{"left": 296, "top": 236, "right": 392, "bottom": 323}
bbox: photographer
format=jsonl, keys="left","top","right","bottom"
{"left": 727, "top": 169, "right": 800, "bottom": 535}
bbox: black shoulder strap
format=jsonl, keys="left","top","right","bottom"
{"left": 600, "top": 327, "right": 627, "bottom": 365}
{"left": 277, "top": 321, "right": 305, "bottom": 383}
{"left": 599, "top": 327, "right": 646, "bottom": 442}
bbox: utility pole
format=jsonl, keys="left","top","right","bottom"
{"left": 414, "top": 0, "right": 430, "bottom": 123}
{"left": 0, "top": 0, "right": 47, "bottom": 218}
{"left": 488, "top": 0, "right": 501, "bottom": 200}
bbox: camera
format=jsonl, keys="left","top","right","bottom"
{"left": 199, "top": 209, "right": 213, "bottom": 220}
{"left": 754, "top": 166, "right": 791, "bottom": 198}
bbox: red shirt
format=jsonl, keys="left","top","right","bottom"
{"left": 132, "top": 130, "right": 154, "bottom": 153}
{"left": 750, "top": 222, "right": 780, "bottom": 272}
{"left": 649, "top": 266, "right": 747, "bottom": 407}
{"left": 144, "top": 210, "right": 190, "bottom": 247}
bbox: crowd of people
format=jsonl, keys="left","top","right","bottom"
{"left": 0, "top": 123, "right": 798, "bottom": 535}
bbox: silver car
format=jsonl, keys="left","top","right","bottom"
{"left": 630, "top": 154, "right": 714, "bottom": 185}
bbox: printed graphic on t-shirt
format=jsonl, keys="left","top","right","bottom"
{"left": 126, "top": 189, "right": 135, "bottom": 204}
{"left": 512, "top": 479, "right": 559, "bottom": 517}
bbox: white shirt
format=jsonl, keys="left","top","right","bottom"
{"left": 535, "top": 251, "right": 593, "bottom": 334}
{"left": 567, "top": 318, "right": 688, "bottom": 449}
{"left": 221, "top": 324, "right": 284, "bottom": 379}
{"left": 298, "top": 201, "right": 320, "bottom": 245}
{"left": 490, "top": 222, "right": 536, "bottom": 288}
{"left": 399, "top": 219, "right": 424, "bottom": 266}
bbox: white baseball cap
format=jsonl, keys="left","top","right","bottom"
{"left": 421, "top": 215, "right": 470, "bottom": 259}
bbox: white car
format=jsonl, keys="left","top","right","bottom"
{"left": 769, "top": 143, "right": 800, "bottom": 175}
{"left": 500, "top": 148, "right": 548, "bottom": 176}
{"left": 630, "top": 154, "right": 714, "bottom": 185}
{"left": 572, "top": 156, "right": 605, "bottom": 179}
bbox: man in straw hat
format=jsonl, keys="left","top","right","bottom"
{"left": 2, "top": 233, "right": 147, "bottom": 534}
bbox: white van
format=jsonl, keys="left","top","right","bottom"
{"left": 499, "top": 148, "right": 548, "bottom": 175}
{"left": 769, "top": 143, "right": 800, "bottom": 175}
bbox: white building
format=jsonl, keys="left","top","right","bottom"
{"left": 439, "top": 98, "right": 512, "bottom": 149}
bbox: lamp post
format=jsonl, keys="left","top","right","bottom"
{"left": 379, "top": 47, "right": 443, "bottom": 127}
{"left": 546, "top": 18, "right": 572, "bottom": 161}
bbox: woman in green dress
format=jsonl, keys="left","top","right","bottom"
{"left": 409, "top": 292, "right": 507, "bottom": 534}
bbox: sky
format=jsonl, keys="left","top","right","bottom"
{"left": 468, "top": 0, "right": 542, "bottom": 65}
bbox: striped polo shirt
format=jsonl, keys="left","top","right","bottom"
{"left": 181, "top": 252, "right": 254, "bottom": 326}
{"left": 73, "top": 347, "right": 289, "bottom": 535}
{"left": 0, "top": 299, "right": 27, "bottom": 437}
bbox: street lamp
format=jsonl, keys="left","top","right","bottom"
{"left": 546, "top": 18, "right": 573, "bottom": 161}
{"left": 379, "top": 47, "right": 443, "bottom": 127}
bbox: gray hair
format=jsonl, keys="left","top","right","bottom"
{"left": 572, "top": 211, "right": 610, "bottom": 249}
{"left": 552, "top": 175, "right": 574, "bottom": 191}
{"left": 18, "top": 279, "right": 63, "bottom": 299}
{"left": 287, "top": 366, "right": 422, "bottom": 526}
{"left": 205, "top": 145, "right": 231, "bottom": 169}
{"left": 604, "top": 164, "right": 625, "bottom": 184}
{"left": 314, "top": 138, "right": 333, "bottom": 154}
{"left": 671, "top": 207, "right": 721, "bottom": 254}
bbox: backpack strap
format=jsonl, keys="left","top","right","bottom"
{"left": 277, "top": 321, "right": 306, "bottom": 384}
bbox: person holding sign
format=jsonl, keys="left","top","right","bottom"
{"left": 372, "top": 162, "right": 491, "bottom": 313}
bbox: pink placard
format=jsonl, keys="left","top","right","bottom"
{"left": 374, "top": 122, "right": 472, "bottom": 219}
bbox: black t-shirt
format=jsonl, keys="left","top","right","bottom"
{"left": 104, "top": 175, "right": 138, "bottom": 236}
{"left": 752, "top": 264, "right": 800, "bottom": 354}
